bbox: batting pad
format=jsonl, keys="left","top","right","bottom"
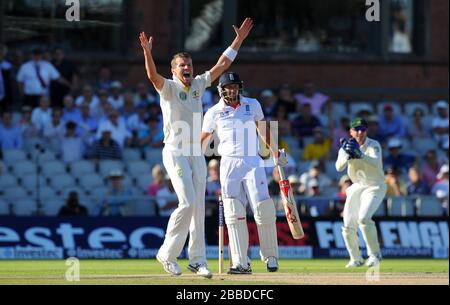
{"left": 342, "top": 226, "right": 362, "bottom": 262}
{"left": 223, "top": 198, "right": 249, "bottom": 268}
{"left": 359, "top": 219, "right": 381, "bottom": 257}
{"left": 255, "top": 199, "right": 278, "bottom": 260}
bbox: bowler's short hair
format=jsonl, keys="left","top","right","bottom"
{"left": 171, "top": 52, "right": 192, "bottom": 69}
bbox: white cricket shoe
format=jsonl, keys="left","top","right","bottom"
{"left": 366, "top": 253, "right": 382, "bottom": 267}
{"left": 345, "top": 259, "right": 365, "bottom": 268}
{"left": 157, "top": 255, "right": 182, "bottom": 276}
{"left": 265, "top": 256, "right": 278, "bottom": 272}
{"left": 187, "top": 263, "right": 213, "bottom": 279}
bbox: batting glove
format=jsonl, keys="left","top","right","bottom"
{"left": 274, "top": 149, "right": 288, "bottom": 167}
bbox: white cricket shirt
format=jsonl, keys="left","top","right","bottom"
{"left": 202, "top": 96, "right": 265, "bottom": 157}
{"left": 157, "top": 72, "right": 211, "bottom": 151}
{"left": 335, "top": 137, "right": 385, "bottom": 186}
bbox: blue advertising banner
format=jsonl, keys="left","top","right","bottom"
{"left": 0, "top": 216, "right": 448, "bottom": 259}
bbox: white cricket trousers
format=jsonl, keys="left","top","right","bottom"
{"left": 157, "top": 146, "right": 207, "bottom": 264}
{"left": 342, "top": 182, "right": 387, "bottom": 260}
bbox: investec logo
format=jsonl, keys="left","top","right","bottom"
{"left": 0, "top": 224, "right": 165, "bottom": 258}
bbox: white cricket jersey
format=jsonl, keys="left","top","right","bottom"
{"left": 202, "top": 96, "right": 264, "bottom": 157}
{"left": 335, "top": 137, "right": 385, "bottom": 186}
{"left": 157, "top": 72, "right": 211, "bottom": 151}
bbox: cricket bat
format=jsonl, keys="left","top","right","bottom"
{"left": 277, "top": 165, "right": 305, "bottom": 239}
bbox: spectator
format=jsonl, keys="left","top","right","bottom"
{"left": 332, "top": 117, "right": 350, "bottom": 153}
{"left": 0, "top": 110, "right": 23, "bottom": 150}
{"left": 291, "top": 103, "right": 322, "bottom": 146}
{"left": 383, "top": 138, "right": 416, "bottom": 174}
{"left": 17, "top": 105, "right": 39, "bottom": 138}
{"left": 206, "top": 159, "right": 221, "bottom": 197}
{"left": 406, "top": 166, "right": 430, "bottom": 196}
{"left": 431, "top": 101, "right": 449, "bottom": 148}
{"left": 378, "top": 104, "right": 406, "bottom": 141}
{"left": 268, "top": 166, "right": 281, "bottom": 197}
{"left": 75, "top": 85, "right": 100, "bottom": 115}
{"left": 302, "top": 179, "right": 329, "bottom": 217}
{"left": 61, "top": 121, "right": 84, "bottom": 163}
{"left": 148, "top": 164, "right": 165, "bottom": 197}
{"left": 407, "top": 107, "right": 430, "bottom": 140}
{"left": 260, "top": 89, "right": 278, "bottom": 120}
{"left": 156, "top": 178, "right": 178, "bottom": 217}
{"left": 421, "top": 150, "right": 443, "bottom": 188}
{"left": 43, "top": 108, "right": 66, "bottom": 140}
{"left": 385, "top": 166, "right": 407, "bottom": 197}
{"left": 50, "top": 47, "right": 78, "bottom": 107}
{"left": 366, "top": 115, "right": 384, "bottom": 145}
{"left": 92, "top": 66, "right": 112, "bottom": 92}
{"left": 108, "top": 81, "right": 124, "bottom": 109}
{"left": 431, "top": 164, "right": 449, "bottom": 214}
{"left": 333, "top": 175, "right": 353, "bottom": 217}
{"left": 78, "top": 102, "right": 99, "bottom": 143}
{"left": 62, "top": 95, "right": 82, "bottom": 124}
{"left": 119, "top": 92, "right": 136, "bottom": 120}
{"left": 277, "top": 83, "right": 297, "bottom": 114}
{"left": 0, "top": 44, "right": 13, "bottom": 111}
{"left": 134, "top": 82, "right": 156, "bottom": 106}
{"left": 287, "top": 175, "right": 301, "bottom": 196}
{"left": 99, "top": 169, "right": 131, "bottom": 216}
{"left": 16, "top": 48, "right": 69, "bottom": 107}
{"left": 91, "top": 128, "right": 122, "bottom": 160}
{"left": 58, "top": 191, "right": 88, "bottom": 216}
{"left": 127, "top": 102, "right": 148, "bottom": 134}
{"left": 96, "top": 89, "right": 112, "bottom": 119}
{"left": 295, "top": 81, "right": 331, "bottom": 127}
{"left": 303, "top": 126, "right": 331, "bottom": 161}
{"left": 96, "top": 110, "right": 131, "bottom": 148}
{"left": 138, "top": 116, "right": 164, "bottom": 150}
{"left": 299, "top": 161, "right": 331, "bottom": 195}
{"left": 31, "top": 95, "right": 52, "bottom": 133}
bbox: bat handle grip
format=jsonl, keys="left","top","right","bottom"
{"left": 277, "top": 165, "right": 287, "bottom": 181}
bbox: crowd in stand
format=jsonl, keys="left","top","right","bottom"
{"left": 0, "top": 44, "right": 449, "bottom": 217}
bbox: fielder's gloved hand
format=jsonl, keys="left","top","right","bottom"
{"left": 343, "top": 138, "right": 363, "bottom": 159}
{"left": 274, "top": 149, "right": 288, "bottom": 167}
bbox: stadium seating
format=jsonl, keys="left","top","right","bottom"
{"left": 12, "top": 161, "right": 37, "bottom": 176}
{"left": 0, "top": 174, "right": 19, "bottom": 191}
{"left": 127, "top": 160, "right": 152, "bottom": 179}
{"left": 98, "top": 160, "right": 125, "bottom": 178}
{"left": 0, "top": 199, "right": 10, "bottom": 215}
{"left": 388, "top": 197, "right": 416, "bottom": 216}
{"left": 68, "top": 160, "right": 96, "bottom": 178}
{"left": 129, "top": 198, "right": 157, "bottom": 216}
{"left": 123, "top": 148, "right": 142, "bottom": 162}
{"left": 79, "top": 173, "right": 105, "bottom": 190}
{"left": 13, "top": 198, "right": 36, "bottom": 216}
{"left": 417, "top": 196, "right": 445, "bottom": 216}
{"left": 404, "top": 102, "right": 429, "bottom": 116}
{"left": 20, "top": 175, "right": 49, "bottom": 192}
{"left": 49, "top": 174, "right": 77, "bottom": 193}
{"left": 145, "top": 149, "right": 163, "bottom": 167}
{"left": 136, "top": 174, "right": 153, "bottom": 194}
{"left": 376, "top": 101, "right": 402, "bottom": 115}
{"left": 349, "top": 101, "right": 374, "bottom": 115}
{"left": 2, "top": 149, "right": 27, "bottom": 165}
{"left": 41, "top": 160, "right": 67, "bottom": 178}
{"left": 41, "top": 199, "right": 63, "bottom": 216}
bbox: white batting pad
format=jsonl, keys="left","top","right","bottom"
{"left": 342, "top": 226, "right": 362, "bottom": 262}
{"left": 223, "top": 198, "right": 249, "bottom": 267}
{"left": 254, "top": 199, "right": 278, "bottom": 260}
{"left": 359, "top": 219, "right": 381, "bottom": 257}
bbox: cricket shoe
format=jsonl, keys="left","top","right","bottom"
{"left": 228, "top": 264, "right": 252, "bottom": 275}
{"left": 366, "top": 253, "right": 382, "bottom": 267}
{"left": 265, "top": 256, "right": 278, "bottom": 272}
{"left": 156, "top": 255, "right": 182, "bottom": 276}
{"left": 345, "top": 259, "right": 365, "bottom": 268}
{"left": 187, "top": 263, "right": 213, "bottom": 279}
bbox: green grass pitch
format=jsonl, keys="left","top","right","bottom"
{"left": 0, "top": 259, "right": 448, "bottom": 285}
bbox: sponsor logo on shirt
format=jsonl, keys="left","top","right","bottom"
{"left": 192, "top": 90, "right": 200, "bottom": 100}
{"left": 179, "top": 91, "right": 187, "bottom": 101}
{"left": 245, "top": 104, "right": 251, "bottom": 116}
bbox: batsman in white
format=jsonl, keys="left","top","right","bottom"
{"left": 139, "top": 18, "right": 253, "bottom": 278}
{"left": 335, "top": 118, "right": 386, "bottom": 268}
{"left": 201, "top": 72, "right": 288, "bottom": 274}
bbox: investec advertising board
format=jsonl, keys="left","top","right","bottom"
{"left": 0, "top": 217, "right": 447, "bottom": 259}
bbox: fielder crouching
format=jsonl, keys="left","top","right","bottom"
{"left": 336, "top": 118, "right": 386, "bottom": 268}
{"left": 201, "top": 72, "right": 287, "bottom": 274}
